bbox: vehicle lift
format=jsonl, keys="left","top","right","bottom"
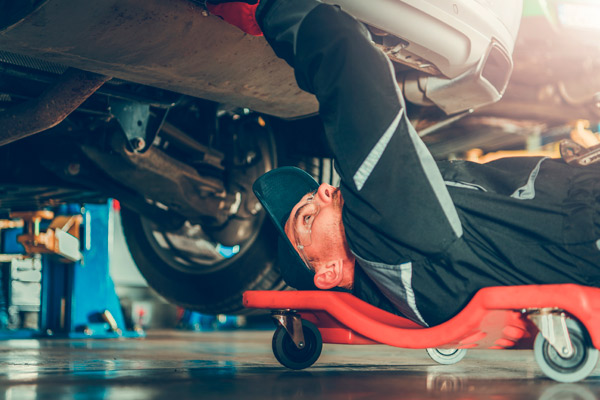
{"left": 0, "top": 202, "right": 142, "bottom": 339}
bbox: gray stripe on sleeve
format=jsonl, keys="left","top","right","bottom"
{"left": 353, "top": 47, "right": 406, "bottom": 192}
{"left": 406, "top": 120, "right": 463, "bottom": 238}
{"left": 511, "top": 157, "right": 548, "bottom": 200}
{"left": 352, "top": 48, "right": 462, "bottom": 238}
{"left": 353, "top": 108, "right": 404, "bottom": 191}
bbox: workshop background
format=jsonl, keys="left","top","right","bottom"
{"left": 1, "top": 0, "right": 600, "bottom": 399}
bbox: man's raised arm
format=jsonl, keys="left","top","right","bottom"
{"left": 259, "top": 0, "right": 463, "bottom": 257}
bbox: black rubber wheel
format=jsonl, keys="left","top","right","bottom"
{"left": 272, "top": 320, "right": 323, "bottom": 370}
{"left": 534, "top": 319, "right": 599, "bottom": 383}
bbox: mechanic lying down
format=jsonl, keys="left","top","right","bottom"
{"left": 206, "top": 0, "right": 600, "bottom": 326}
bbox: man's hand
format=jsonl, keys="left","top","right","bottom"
{"left": 206, "top": 0, "right": 257, "bottom": 3}
{"left": 205, "top": 0, "right": 263, "bottom": 36}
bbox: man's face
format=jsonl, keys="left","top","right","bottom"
{"left": 284, "top": 183, "right": 343, "bottom": 268}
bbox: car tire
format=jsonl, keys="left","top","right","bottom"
{"left": 120, "top": 206, "right": 287, "bottom": 315}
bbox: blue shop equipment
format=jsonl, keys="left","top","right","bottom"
{"left": 0, "top": 202, "right": 143, "bottom": 339}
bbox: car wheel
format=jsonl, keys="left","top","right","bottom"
{"left": 120, "top": 204, "right": 287, "bottom": 315}
{"left": 119, "top": 112, "right": 290, "bottom": 315}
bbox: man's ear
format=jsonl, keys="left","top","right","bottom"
{"left": 313, "top": 259, "right": 344, "bottom": 290}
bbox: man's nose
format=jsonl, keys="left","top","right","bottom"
{"left": 318, "top": 183, "right": 335, "bottom": 199}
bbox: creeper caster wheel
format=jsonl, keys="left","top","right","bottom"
{"left": 426, "top": 348, "right": 468, "bottom": 365}
{"left": 534, "top": 319, "right": 599, "bottom": 382}
{"left": 272, "top": 319, "right": 322, "bottom": 370}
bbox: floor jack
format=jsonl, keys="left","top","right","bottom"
{"left": 0, "top": 202, "right": 143, "bottom": 339}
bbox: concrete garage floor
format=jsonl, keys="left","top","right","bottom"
{"left": 0, "top": 330, "right": 598, "bottom": 400}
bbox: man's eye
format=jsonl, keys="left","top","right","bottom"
{"left": 303, "top": 215, "right": 312, "bottom": 225}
